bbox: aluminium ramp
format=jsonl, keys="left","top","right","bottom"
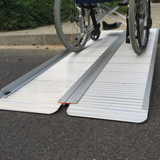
{"left": 0, "top": 31, "right": 120, "bottom": 114}
{"left": 67, "top": 29, "right": 159, "bottom": 123}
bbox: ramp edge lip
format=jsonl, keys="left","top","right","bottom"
{"left": 142, "top": 28, "right": 159, "bottom": 110}
{"left": 67, "top": 108, "right": 148, "bottom": 123}
{"left": 0, "top": 107, "right": 59, "bottom": 115}
{"left": 59, "top": 31, "right": 126, "bottom": 104}
{"left": 0, "top": 49, "right": 71, "bottom": 98}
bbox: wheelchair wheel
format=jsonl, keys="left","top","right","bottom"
{"left": 54, "top": 0, "right": 90, "bottom": 52}
{"left": 90, "top": 29, "right": 101, "bottom": 41}
{"left": 129, "top": 0, "right": 151, "bottom": 54}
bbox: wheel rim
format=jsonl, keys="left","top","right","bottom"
{"left": 129, "top": 0, "right": 150, "bottom": 54}
{"left": 136, "top": 0, "right": 148, "bottom": 48}
{"left": 57, "top": 0, "right": 89, "bottom": 50}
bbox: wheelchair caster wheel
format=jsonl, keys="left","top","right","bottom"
{"left": 90, "top": 30, "right": 101, "bottom": 41}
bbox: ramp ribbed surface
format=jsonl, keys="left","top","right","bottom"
{"left": 67, "top": 29, "right": 159, "bottom": 123}
{"left": 0, "top": 31, "right": 118, "bottom": 114}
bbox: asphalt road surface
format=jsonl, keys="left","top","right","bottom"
{"left": 0, "top": 40, "right": 160, "bottom": 160}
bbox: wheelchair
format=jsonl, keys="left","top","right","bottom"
{"left": 54, "top": 0, "right": 152, "bottom": 54}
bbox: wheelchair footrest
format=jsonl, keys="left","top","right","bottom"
{"left": 103, "top": 21, "right": 122, "bottom": 30}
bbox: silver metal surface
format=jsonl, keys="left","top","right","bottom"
{"left": 67, "top": 29, "right": 159, "bottom": 123}
{"left": 0, "top": 49, "right": 71, "bottom": 98}
{"left": 59, "top": 31, "right": 126, "bottom": 104}
{"left": 96, "top": 0, "right": 128, "bottom": 24}
{"left": 99, "top": 3, "right": 126, "bottom": 25}
{"left": 142, "top": 29, "right": 159, "bottom": 109}
{"left": 100, "top": 3, "right": 126, "bottom": 20}
{"left": 0, "top": 31, "right": 119, "bottom": 114}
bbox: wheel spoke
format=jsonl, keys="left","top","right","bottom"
{"left": 54, "top": 0, "right": 89, "bottom": 52}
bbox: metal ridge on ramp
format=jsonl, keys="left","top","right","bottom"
{"left": 67, "top": 29, "right": 159, "bottom": 123}
{"left": 59, "top": 31, "right": 126, "bottom": 104}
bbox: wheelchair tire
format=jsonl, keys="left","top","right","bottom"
{"left": 54, "top": 0, "right": 89, "bottom": 52}
{"left": 129, "top": 0, "right": 151, "bottom": 55}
